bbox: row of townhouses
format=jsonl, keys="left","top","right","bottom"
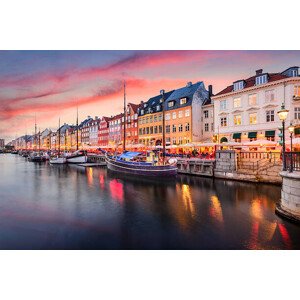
{"left": 10, "top": 66, "right": 300, "bottom": 150}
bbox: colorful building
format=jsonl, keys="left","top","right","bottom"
{"left": 125, "top": 103, "right": 140, "bottom": 145}
{"left": 89, "top": 117, "right": 100, "bottom": 146}
{"left": 98, "top": 116, "right": 111, "bottom": 147}
{"left": 108, "top": 113, "right": 123, "bottom": 147}
{"left": 212, "top": 67, "right": 300, "bottom": 147}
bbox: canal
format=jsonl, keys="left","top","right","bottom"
{"left": 1, "top": 154, "right": 300, "bottom": 250}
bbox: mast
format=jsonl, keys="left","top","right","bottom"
{"left": 76, "top": 106, "right": 79, "bottom": 151}
{"left": 161, "top": 89, "right": 166, "bottom": 165}
{"left": 123, "top": 80, "right": 126, "bottom": 152}
{"left": 58, "top": 118, "right": 61, "bottom": 155}
{"left": 34, "top": 115, "right": 37, "bottom": 151}
{"left": 38, "top": 128, "right": 41, "bottom": 152}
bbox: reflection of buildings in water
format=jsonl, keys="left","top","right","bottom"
{"left": 99, "top": 174, "right": 105, "bottom": 190}
{"left": 209, "top": 195, "right": 223, "bottom": 223}
{"left": 109, "top": 179, "right": 124, "bottom": 203}
{"left": 248, "top": 221, "right": 260, "bottom": 249}
{"left": 181, "top": 184, "right": 195, "bottom": 217}
{"left": 251, "top": 198, "right": 264, "bottom": 220}
{"left": 278, "top": 223, "right": 292, "bottom": 249}
{"left": 86, "top": 167, "right": 94, "bottom": 186}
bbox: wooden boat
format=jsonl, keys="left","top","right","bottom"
{"left": 105, "top": 152, "right": 177, "bottom": 177}
{"left": 28, "top": 152, "right": 47, "bottom": 162}
{"left": 66, "top": 150, "right": 87, "bottom": 164}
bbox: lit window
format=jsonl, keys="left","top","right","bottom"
{"left": 204, "top": 110, "right": 209, "bottom": 118}
{"left": 255, "top": 74, "right": 268, "bottom": 85}
{"left": 266, "top": 110, "right": 274, "bottom": 122}
{"left": 220, "top": 100, "right": 227, "bottom": 110}
{"left": 265, "top": 90, "right": 275, "bottom": 103}
{"left": 178, "top": 111, "right": 183, "bottom": 118}
{"left": 294, "top": 86, "right": 300, "bottom": 98}
{"left": 185, "top": 109, "right": 190, "bottom": 117}
{"left": 172, "top": 112, "right": 176, "bottom": 119}
{"left": 204, "top": 123, "right": 209, "bottom": 132}
{"left": 249, "top": 113, "right": 257, "bottom": 124}
{"left": 233, "top": 98, "right": 241, "bottom": 108}
{"left": 234, "top": 115, "right": 242, "bottom": 125}
{"left": 248, "top": 94, "right": 257, "bottom": 106}
{"left": 180, "top": 97, "right": 187, "bottom": 105}
{"left": 220, "top": 117, "right": 227, "bottom": 127}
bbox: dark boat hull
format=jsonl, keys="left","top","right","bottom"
{"left": 105, "top": 157, "right": 177, "bottom": 177}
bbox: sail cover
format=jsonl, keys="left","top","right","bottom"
{"left": 118, "top": 152, "right": 141, "bottom": 160}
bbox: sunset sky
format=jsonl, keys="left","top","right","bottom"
{"left": 0, "top": 50, "right": 299, "bottom": 142}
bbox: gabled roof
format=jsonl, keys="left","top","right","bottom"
{"left": 214, "top": 72, "right": 290, "bottom": 97}
{"left": 166, "top": 82, "right": 203, "bottom": 101}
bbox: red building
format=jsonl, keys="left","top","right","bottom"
{"left": 125, "top": 103, "right": 140, "bottom": 145}
{"left": 98, "top": 116, "right": 111, "bottom": 147}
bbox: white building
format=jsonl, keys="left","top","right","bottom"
{"left": 212, "top": 67, "right": 300, "bottom": 147}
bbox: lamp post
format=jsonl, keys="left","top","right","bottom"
{"left": 277, "top": 103, "right": 289, "bottom": 171}
{"left": 288, "top": 123, "right": 295, "bottom": 172}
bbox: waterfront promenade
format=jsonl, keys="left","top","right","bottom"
{"left": 1, "top": 153, "right": 300, "bottom": 250}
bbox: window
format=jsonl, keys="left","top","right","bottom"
{"left": 248, "top": 94, "right": 257, "bottom": 106}
{"left": 168, "top": 101, "right": 174, "bottom": 108}
{"left": 166, "top": 125, "right": 170, "bottom": 133}
{"left": 185, "top": 109, "right": 190, "bottom": 117}
{"left": 158, "top": 114, "right": 162, "bottom": 121}
{"left": 220, "top": 117, "right": 227, "bottom": 127}
{"left": 291, "top": 69, "right": 298, "bottom": 77}
{"left": 220, "top": 100, "right": 227, "bottom": 110}
{"left": 233, "top": 97, "right": 241, "bottom": 108}
{"left": 267, "top": 136, "right": 275, "bottom": 141}
{"left": 178, "top": 137, "right": 183, "bottom": 145}
{"left": 233, "top": 81, "right": 244, "bottom": 91}
{"left": 146, "top": 117, "right": 149, "bottom": 124}
{"left": 204, "top": 110, "right": 209, "bottom": 118}
{"left": 178, "top": 111, "right": 183, "bottom": 118}
{"left": 154, "top": 126, "right": 158, "bottom": 134}
{"left": 255, "top": 74, "right": 268, "bottom": 85}
{"left": 234, "top": 115, "right": 242, "bottom": 125}
{"left": 172, "top": 137, "right": 176, "bottom": 145}
{"left": 172, "top": 124, "right": 176, "bottom": 133}
{"left": 178, "top": 124, "right": 183, "bottom": 132}
{"left": 165, "top": 113, "right": 170, "bottom": 120}
{"left": 149, "top": 116, "right": 153, "bottom": 123}
{"left": 185, "top": 123, "right": 190, "bottom": 131}
{"left": 266, "top": 110, "right": 275, "bottom": 122}
{"left": 156, "top": 105, "right": 160, "bottom": 111}
{"left": 295, "top": 107, "right": 300, "bottom": 119}
{"left": 159, "top": 125, "right": 162, "bottom": 133}
{"left": 211, "top": 123, "right": 214, "bottom": 131}
{"left": 294, "top": 86, "right": 300, "bottom": 98}
{"left": 265, "top": 90, "right": 275, "bottom": 103}
{"left": 180, "top": 97, "right": 187, "bottom": 105}
{"left": 249, "top": 113, "right": 257, "bottom": 124}
{"left": 150, "top": 127, "right": 153, "bottom": 134}
{"left": 154, "top": 115, "right": 157, "bottom": 122}
{"left": 204, "top": 123, "right": 209, "bottom": 132}
{"left": 172, "top": 112, "right": 176, "bottom": 119}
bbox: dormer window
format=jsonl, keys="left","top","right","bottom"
{"left": 141, "top": 109, "right": 144, "bottom": 115}
{"left": 144, "top": 103, "right": 147, "bottom": 108}
{"left": 156, "top": 105, "right": 161, "bottom": 111}
{"left": 233, "top": 81, "right": 244, "bottom": 91}
{"left": 255, "top": 74, "right": 268, "bottom": 85}
{"left": 291, "top": 69, "right": 298, "bottom": 77}
{"left": 168, "top": 101, "right": 175, "bottom": 108}
{"left": 180, "top": 97, "right": 187, "bottom": 105}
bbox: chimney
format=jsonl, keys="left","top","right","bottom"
{"left": 186, "top": 82, "right": 192, "bottom": 87}
{"left": 256, "top": 69, "right": 263, "bottom": 75}
{"left": 208, "top": 85, "right": 213, "bottom": 97}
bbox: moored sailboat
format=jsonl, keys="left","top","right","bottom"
{"left": 105, "top": 82, "right": 178, "bottom": 177}
{"left": 50, "top": 118, "right": 67, "bottom": 164}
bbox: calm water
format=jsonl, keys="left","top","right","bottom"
{"left": 0, "top": 154, "right": 300, "bottom": 250}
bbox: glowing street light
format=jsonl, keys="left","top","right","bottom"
{"left": 277, "top": 103, "right": 289, "bottom": 171}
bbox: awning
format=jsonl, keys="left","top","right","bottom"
{"left": 295, "top": 127, "right": 300, "bottom": 135}
{"left": 248, "top": 132, "right": 257, "bottom": 139}
{"left": 118, "top": 151, "right": 141, "bottom": 159}
{"left": 265, "top": 130, "right": 275, "bottom": 137}
{"left": 232, "top": 133, "right": 241, "bottom": 139}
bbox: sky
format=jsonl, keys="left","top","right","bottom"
{"left": 0, "top": 50, "right": 299, "bottom": 142}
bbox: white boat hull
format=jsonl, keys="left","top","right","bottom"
{"left": 50, "top": 157, "right": 67, "bottom": 164}
{"left": 66, "top": 155, "right": 87, "bottom": 164}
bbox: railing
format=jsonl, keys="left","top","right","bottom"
{"left": 285, "top": 152, "right": 300, "bottom": 172}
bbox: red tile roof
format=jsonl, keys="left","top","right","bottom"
{"left": 214, "top": 73, "right": 289, "bottom": 97}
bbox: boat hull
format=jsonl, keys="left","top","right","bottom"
{"left": 66, "top": 154, "right": 87, "bottom": 164}
{"left": 105, "top": 157, "right": 177, "bottom": 177}
{"left": 29, "top": 156, "right": 47, "bottom": 162}
{"left": 50, "top": 157, "right": 67, "bottom": 164}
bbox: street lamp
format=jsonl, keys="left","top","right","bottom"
{"left": 277, "top": 103, "right": 289, "bottom": 171}
{"left": 288, "top": 123, "right": 295, "bottom": 172}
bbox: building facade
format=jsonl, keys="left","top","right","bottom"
{"left": 108, "top": 113, "right": 123, "bottom": 146}
{"left": 125, "top": 103, "right": 139, "bottom": 145}
{"left": 0, "top": 138, "right": 5, "bottom": 149}
{"left": 212, "top": 67, "right": 300, "bottom": 145}
{"left": 98, "top": 117, "right": 110, "bottom": 147}
{"left": 89, "top": 117, "right": 100, "bottom": 146}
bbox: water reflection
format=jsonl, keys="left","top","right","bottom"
{"left": 0, "top": 154, "right": 300, "bottom": 250}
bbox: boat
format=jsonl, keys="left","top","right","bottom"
{"left": 105, "top": 82, "right": 177, "bottom": 177}
{"left": 66, "top": 150, "right": 87, "bottom": 164}
{"left": 28, "top": 151, "right": 47, "bottom": 162}
{"left": 50, "top": 118, "right": 67, "bottom": 164}
{"left": 105, "top": 151, "right": 177, "bottom": 177}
